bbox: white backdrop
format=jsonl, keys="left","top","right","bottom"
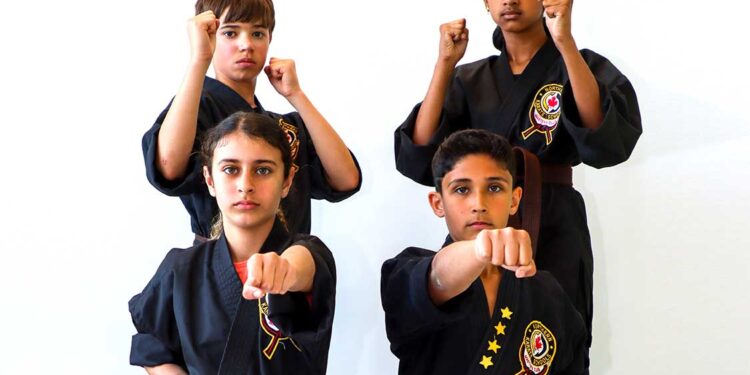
{"left": 1, "top": 0, "right": 748, "bottom": 373}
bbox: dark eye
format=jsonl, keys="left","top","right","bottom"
{"left": 222, "top": 166, "right": 238, "bottom": 175}
{"left": 252, "top": 31, "right": 266, "bottom": 39}
{"left": 222, "top": 31, "right": 236, "bottom": 38}
{"left": 488, "top": 185, "right": 503, "bottom": 193}
{"left": 453, "top": 186, "right": 469, "bottom": 195}
{"left": 256, "top": 167, "right": 271, "bottom": 176}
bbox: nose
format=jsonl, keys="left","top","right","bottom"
{"left": 237, "top": 171, "right": 255, "bottom": 193}
{"left": 238, "top": 32, "right": 254, "bottom": 52}
{"left": 471, "top": 192, "right": 488, "bottom": 214}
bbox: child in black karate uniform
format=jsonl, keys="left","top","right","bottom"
{"left": 383, "top": 130, "right": 588, "bottom": 375}
{"left": 143, "top": 0, "right": 361, "bottom": 240}
{"left": 131, "top": 112, "right": 336, "bottom": 374}
{"left": 394, "top": 0, "right": 643, "bottom": 343}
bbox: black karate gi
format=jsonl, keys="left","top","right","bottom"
{"left": 142, "top": 77, "right": 362, "bottom": 238}
{"left": 129, "top": 220, "right": 336, "bottom": 374}
{"left": 381, "top": 241, "right": 588, "bottom": 375}
{"left": 394, "top": 28, "right": 642, "bottom": 341}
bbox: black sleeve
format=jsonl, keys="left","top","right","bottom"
{"left": 129, "top": 249, "right": 186, "bottom": 369}
{"left": 557, "top": 309, "right": 589, "bottom": 375}
{"left": 283, "top": 113, "right": 362, "bottom": 202}
{"left": 559, "top": 50, "right": 642, "bottom": 169}
{"left": 380, "top": 247, "right": 477, "bottom": 357}
{"left": 141, "top": 98, "right": 216, "bottom": 197}
{"left": 267, "top": 235, "right": 336, "bottom": 372}
{"left": 394, "top": 73, "right": 470, "bottom": 186}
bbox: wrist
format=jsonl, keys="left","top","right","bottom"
{"left": 188, "top": 58, "right": 211, "bottom": 74}
{"left": 435, "top": 58, "right": 458, "bottom": 73}
{"left": 553, "top": 35, "right": 578, "bottom": 55}
{"left": 285, "top": 89, "right": 307, "bottom": 107}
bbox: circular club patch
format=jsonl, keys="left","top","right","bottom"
{"left": 516, "top": 320, "right": 557, "bottom": 375}
{"left": 522, "top": 84, "right": 563, "bottom": 146}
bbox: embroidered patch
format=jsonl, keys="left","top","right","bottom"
{"left": 278, "top": 119, "right": 300, "bottom": 173}
{"left": 258, "top": 298, "right": 301, "bottom": 360}
{"left": 515, "top": 320, "right": 557, "bottom": 375}
{"left": 521, "top": 84, "right": 563, "bottom": 146}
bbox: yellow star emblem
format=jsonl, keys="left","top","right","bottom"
{"left": 501, "top": 307, "right": 513, "bottom": 320}
{"left": 494, "top": 321, "right": 506, "bottom": 335}
{"left": 479, "top": 355, "right": 494, "bottom": 369}
{"left": 487, "top": 339, "right": 501, "bottom": 354}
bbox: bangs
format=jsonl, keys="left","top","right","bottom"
{"left": 196, "top": 0, "right": 275, "bottom": 32}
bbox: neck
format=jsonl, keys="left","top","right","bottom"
{"left": 223, "top": 218, "right": 275, "bottom": 262}
{"left": 480, "top": 264, "right": 502, "bottom": 280}
{"left": 502, "top": 22, "right": 548, "bottom": 74}
{"left": 217, "top": 74, "right": 258, "bottom": 108}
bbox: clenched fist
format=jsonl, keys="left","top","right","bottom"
{"left": 438, "top": 19, "right": 469, "bottom": 67}
{"left": 188, "top": 10, "right": 220, "bottom": 66}
{"left": 542, "top": 0, "right": 574, "bottom": 47}
{"left": 242, "top": 252, "right": 299, "bottom": 300}
{"left": 264, "top": 57, "right": 302, "bottom": 98}
{"left": 474, "top": 228, "right": 536, "bottom": 277}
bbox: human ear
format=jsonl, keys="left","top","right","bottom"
{"left": 428, "top": 191, "right": 446, "bottom": 218}
{"left": 509, "top": 186, "right": 523, "bottom": 215}
{"left": 280, "top": 168, "right": 295, "bottom": 198}
{"left": 203, "top": 166, "right": 217, "bottom": 197}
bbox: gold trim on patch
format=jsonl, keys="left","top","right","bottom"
{"left": 278, "top": 119, "right": 300, "bottom": 173}
{"left": 515, "top": 320, "right": 557, "bottom": 375}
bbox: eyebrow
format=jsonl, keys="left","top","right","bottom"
{"left": 217, "top": 158, "right": 278, "bottom": 165}
{"left": 219, "top": 23, "right": 267, "bottom": 29}
{"left": 447, "top": 176, "right": 510, "bottom": 185}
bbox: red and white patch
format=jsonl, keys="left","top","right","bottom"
{"left": 522, "top": 84, "right": 564, "bottom": 146}
{"left": 516, "top": 320, "right": 557, "bottom": 375}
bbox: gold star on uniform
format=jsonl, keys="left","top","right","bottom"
{"left": 479, "top": 355, "right": 494, "bottom": 369}
{"left": 494, "top": 321, "right": 506, "bottom": 335}
{"left": 500, "top": 307, "right": 513, "bottom": 320}
{"left": 487, "top": 339, "right": 501, "bottom": 354}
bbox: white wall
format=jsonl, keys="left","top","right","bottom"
{"left": 1, "top": 0, "right": 748, "bottom": 373}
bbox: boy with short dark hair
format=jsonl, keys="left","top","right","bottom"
{"left": 382, "top": 129, "right": 588, "bottom": 375}
{"left": 143, "top": 0, "right": 361, "bottom": 240}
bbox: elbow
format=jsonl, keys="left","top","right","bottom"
{"left": 340, "top": 172, "right": 361, "bottom": 192}
{"left": 329, "top": 168, "right": 361, "bottom": 192}
{"left": 156, "top": 158, "right": 187, "bottom": 182}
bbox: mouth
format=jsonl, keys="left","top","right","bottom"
{"left": 467, "top": 221, "right": 494, "bottom": 230}
{"left": 236, "top": 58, "right": 256, "bottom": 67}
{"left": 500, "top": 9, "right": 522, "bottom": 20}
{"left": 233, "top": 200, "right": 260, "bottom": 210}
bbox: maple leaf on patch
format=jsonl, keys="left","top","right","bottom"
{"left": 547, "top": 94, "right": 559, "bottom": 108}
{"left": 535, "top": 336, "right": 543, "bottom": 350}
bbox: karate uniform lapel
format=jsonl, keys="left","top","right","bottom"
{"left": 204, "top": 76, "right": 267, "bottom": 115}
{"left": 217, "top": 219, "right": 291, "bottom": 374}
{"left": 489, "top": 37, "right": 561, "bottom": 141}
{"left": 468, "top": 269, "right": 520, "bottom": 375}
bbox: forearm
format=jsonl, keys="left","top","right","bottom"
{"left": 145, "top": 363, "right": 188, "bottom": 375}
{"left": 286, "top": 91, "right": 359, "bottom": 191}
{"left": 558, "top": 40, "right": 603, "bottom": 130}
{"left": 413, "top": 62, "right": 455, "bottom": 145}
{"left": 428, "top": 240, "right": 485, "bottom": 305}
{"left": 156, "top": 62, "right": 209, "bottom": 180}
{"left": 281, "top": 245, "right": 316, "bottom": 293}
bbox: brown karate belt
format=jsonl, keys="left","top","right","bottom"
{"left": 507, "top": 147, "right": 572, "bottom": 257}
